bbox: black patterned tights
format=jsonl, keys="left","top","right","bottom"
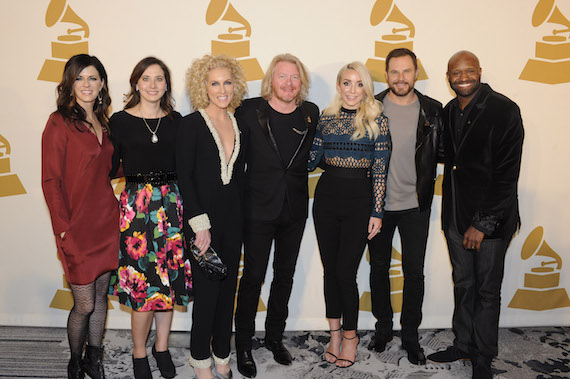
{"left": 67, "top": 272, "right": 111, "bottom": 357}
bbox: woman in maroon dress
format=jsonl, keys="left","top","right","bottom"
{"left": 42, "top": 54, "right": 119, "bottom": 379}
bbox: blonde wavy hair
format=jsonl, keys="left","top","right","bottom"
{"left": 323, "top": 61, "right": 383, "bottom": 140}
{"left": 261, "top": 53, "right": 310, "bottom": 105}
{"left": 186, "top": 54, "right": 248, "bottom": 111}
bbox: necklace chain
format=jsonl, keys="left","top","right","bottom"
{"left": 139, "top": 107, "right": 162, "bottom": 143}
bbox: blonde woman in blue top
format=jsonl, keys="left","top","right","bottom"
{"left": 308, "top": 61, "right": 390, "bottom": 368}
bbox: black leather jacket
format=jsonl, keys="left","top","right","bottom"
{"left": 375, "top": 89, "right": 443, "bottom": 212}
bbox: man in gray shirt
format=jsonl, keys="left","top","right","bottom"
{"left": 367, "top": 48, "right": 443, "bottom": 365}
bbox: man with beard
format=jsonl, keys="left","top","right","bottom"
{"left": 427, "top": 51, "right": 523, "bottom": 379}
{"left": 367, "top": 48, "right": 443, "bottom": 365}
{"left": 233, "top": 53, "right": 319, "bottom": 378}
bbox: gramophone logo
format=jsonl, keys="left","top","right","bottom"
{"left": 365, "top": 0, "right": 428, "bottom": 83}
{"left": 520, "top": 0, "right": 570, "bottom": 84}
{"left": 508, "top": 226, "right": 570, "bottom": 311}
{"left": 50, "top": 275, "right": 114, "bottom": 311}
{"left": 112, "top": 177, "right": 126, "bottom": 196}
{"left": 206, "top": 0, "right": 264, "bottom": 81}
{"left": 0, "top": 134, "right": 26, "bottom": 197}
{"left": 308, "top": 167, "right": 323, "bottom": 199}
{"left": 38, "top": 0, "right": 90, "bottom": 83}
{"left": 360, "top": 247, "right": 403, "bottom": 313}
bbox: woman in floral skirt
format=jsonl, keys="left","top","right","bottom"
{"left": 110, "top": 56, "right": 190, "bottom": 379}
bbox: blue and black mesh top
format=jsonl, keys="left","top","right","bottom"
{"left": 308, "top": 108, "right": 391, "bottom": 218}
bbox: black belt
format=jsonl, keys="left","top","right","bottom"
{"left": 125, "top": 172, "right": 177, "bottom": 186}
{"left": 324, "top": 165, "right": 369, "bottom": 179}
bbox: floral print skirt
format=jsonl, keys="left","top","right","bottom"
{"left": 109, "top": 181, "right": 192, "bottom": 311}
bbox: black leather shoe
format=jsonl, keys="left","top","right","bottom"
{"left": 472, "top": 355, "right": 493, "bottom": 379}
{"left": 367, "top": 333, "right": 393, "bottom": 353}
{"left": 68, "top": 354, "right": 85, "bottom": 379}
{"left": 402, "top": 342, "right": 426, "bottom": 365}
{"left": 427, "top": 346, "right": 471, "bottom": 363}
{"left": 82, "top": 345, "right": 105, "bottom": 379}
{"left": 265, "top": 339, "right": 292, "bottom": 365}
{"left": 236, "top": 350, "right": 257, "bottom": 378}
{"left": 152, "top": 345, "right": 176, "bottom": 378}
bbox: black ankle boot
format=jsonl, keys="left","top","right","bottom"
{"left": 133, "top": 355, "right": 153, "bottom": 379}
{"left": 68, "top": 354, "right": 85, "bottom": 379}
{"left": 82, "top": 345, "right": 105, "bottom": 379}
{"left": 152, "top": 345, "right": 176, "bottom": 378}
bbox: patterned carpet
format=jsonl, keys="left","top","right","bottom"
{"left": 0, "top": 326, "right": 568, "bottom": 378}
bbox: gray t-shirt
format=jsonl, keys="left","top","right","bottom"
{"left": 383, "top": 96, "right": 420, "bottom": 211}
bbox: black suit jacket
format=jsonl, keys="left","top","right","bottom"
{"left": 375, "top": 89, "right": 443, "bottom": 211}
{"left": 235, "top": 97, "right": 319, "bottom": 221}
{"left": 441, "top": 84, "right": 524, "bottom": 239}
{"left": 176, "top": 111, "right": 248, "bottom": 238}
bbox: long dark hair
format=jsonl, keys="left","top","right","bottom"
{"left": 124, "top": 57, "right": 174, "bottom": 116}
{"left": 56, "top": 54, "right": 111, "bottom": 131}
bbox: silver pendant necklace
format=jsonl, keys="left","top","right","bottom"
{"left": 139, "top": 107, "right": 162, "bottom": 143}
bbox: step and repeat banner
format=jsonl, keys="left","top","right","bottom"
{"left": 1, "top": 0, "right": 569, "bottom": 330}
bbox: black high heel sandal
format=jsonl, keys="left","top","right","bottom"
{"left": 323, "top": 327, "right": 342, "bottom": 364}
{"left": 335, "top": 333, "right": 359, "bottom": 368}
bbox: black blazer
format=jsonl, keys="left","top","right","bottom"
{"left": 176, "top": 110, "right": 248, "bottom": 237}
{"left": 235, "top": 97, "right": 319, "bottom": 221}
{"left": 375, "top": 89, "right": 443, "bottom": 212}
{"left": 441, "top": 84, "right": 524, "bottom": 239}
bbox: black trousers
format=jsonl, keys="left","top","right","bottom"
{"left": 234, "top": 202, "right": 306, "bottom": 350}
{"left": 368, "top": 207, "right": 430, "bottom": 344}
{"left": 313, "top": 171, "right": 371, "bottom": 331}
{"left": 190, "top": 186, "right": 243, "bottom": 361}
{"left": 444, "top": 225, "right": 509, "bottom": 358}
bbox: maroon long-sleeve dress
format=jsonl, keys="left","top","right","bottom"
{"left": 42, "top": 112, "right": 119, "bottom": 285}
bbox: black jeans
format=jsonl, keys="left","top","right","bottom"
{"left": 368, "top": 207, "right": 430, "bottom": 344}
{"left": 234, "top": 204, "right": 306, "bottom": 350}
{"left": 445, "top": 226, "right": 509, "bottom": 358}
{"left": 313, "top": 172, "right": 371, "bottom": 331}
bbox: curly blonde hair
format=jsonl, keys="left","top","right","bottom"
{"left": 323, "top": 61, "right": 383, "bottom": 140}
{"left": 186, "top": 54, "right": 248, "bottom": 111}
{"left": 261, "top": 53, "right": 310, "bottom": 105}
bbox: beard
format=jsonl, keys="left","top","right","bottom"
{"left": 389, "top": 81, "right": 414, "bottom": 97}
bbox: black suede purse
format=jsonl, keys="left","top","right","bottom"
{"left": 188, "top": 238, "right": 227, "bottom": 280}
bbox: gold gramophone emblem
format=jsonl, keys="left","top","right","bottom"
{"left": 308, "top": 167, "right": 323, "bottom": 199}
{"left": 50, "top": 275, "right": 75, "bottom": 310}
{"left": 360, "top": 247, "right": 403, "bottom": 313}
{"left": 520, "top": 0, "right": 570, "bottom": 84}
{"left": 206, "top": 0, "right": 264, "bottom": 81}
{"left": 365, "top": 0, "right": 428, "bottom": 83}
{"left": 0, "top": 134, "right": 26, "bottom": 197}
{"left": 50, "top": 275, "right": 114, "bottom": 311}
{"left": 38, "top": 0, "right": 90, "bottom": 83}
{"left": 111, "top": 177, "right": 126, "bottom": 196}
{"left": 508, "top": 226, "right": 570, "bottom": 311}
